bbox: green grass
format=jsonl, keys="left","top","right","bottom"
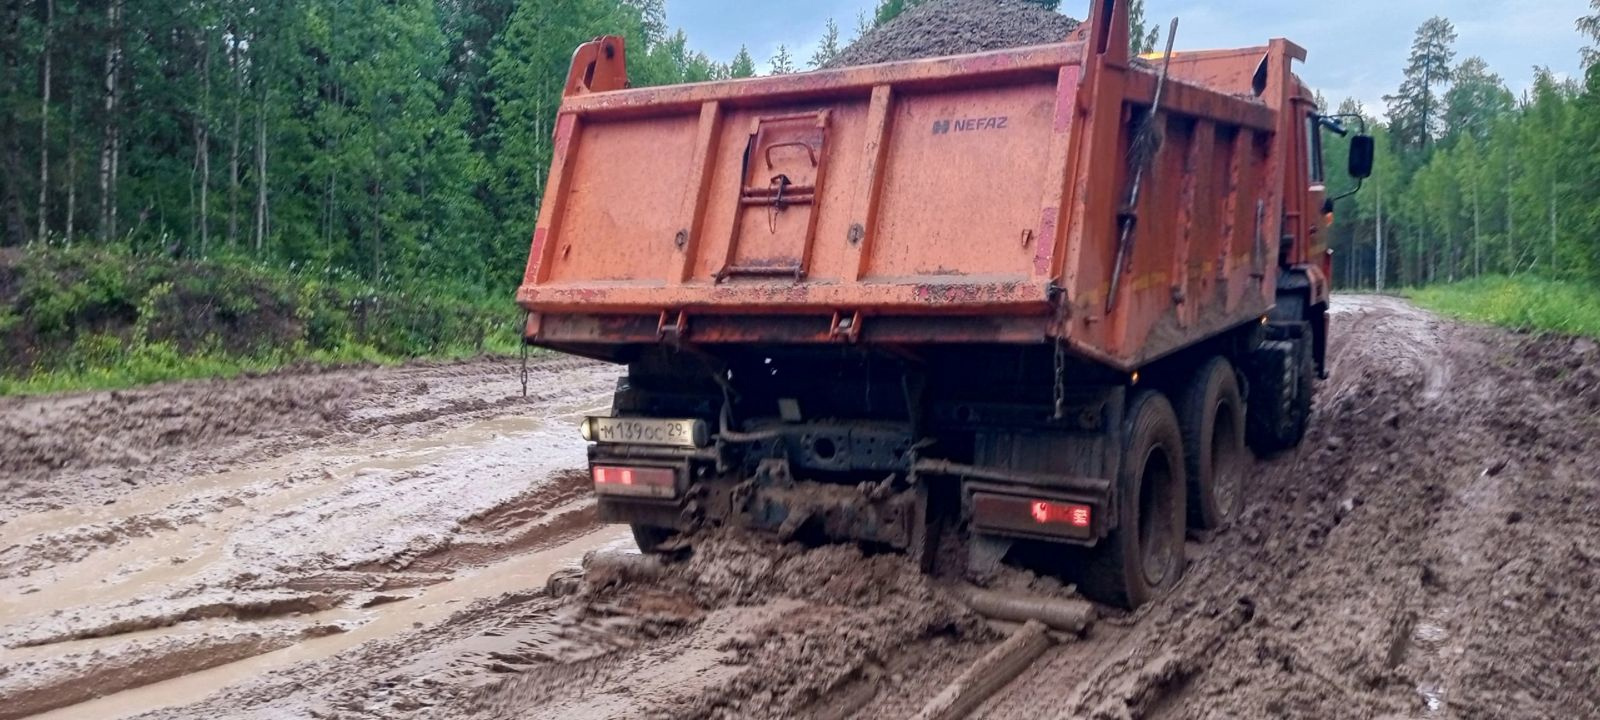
{"left": 0, "top": 339, "right": 519, "bottom": 396}
{"left": 1409, "top": 275, "right": 1600, "bottom": 339}
{"left": 1, "top": 245, "right": 524, "bottom": 396}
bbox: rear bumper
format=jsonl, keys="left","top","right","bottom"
{"left": 519, "top": 279, "right": 1055, "bottom": 349}
{"left": 588, "top": 439, "right": 1115, "bottom": 550}
{"left": 526, "top": 311, "right": 1054, "bottom": 349}
{"left": 517, "top": 278, "right": 1051, "bottom": 314}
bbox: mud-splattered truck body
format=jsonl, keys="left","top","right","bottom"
{"left": 518, "top": 0, "right": 1369, "bottom": 607}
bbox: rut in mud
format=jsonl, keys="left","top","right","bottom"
{"left": 0, "top": 356, "right": 626, "bottom": 719}
{"left": 3, "top": 296, "right": 1597, "bottom": 720}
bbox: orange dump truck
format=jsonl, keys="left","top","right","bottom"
{"left": 517, "top": 0, "right": 1372, "bottom": 607}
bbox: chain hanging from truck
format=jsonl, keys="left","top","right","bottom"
{"left": 1107, "top": 17, "right": 1180, "bottom": 314}
{"left": 520, "top": 310, "right": 530, "bottom": 398}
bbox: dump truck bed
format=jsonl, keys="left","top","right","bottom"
{"left": 519, "top": 28, "right": 1305, "bottom": 370}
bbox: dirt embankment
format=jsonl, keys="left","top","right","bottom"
{"left": 27, "top": 296, "right": 1584, "bottom": 720}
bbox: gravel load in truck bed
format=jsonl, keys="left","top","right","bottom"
{"left": 828, "top": 0, "right": 1081, "bottom": 68}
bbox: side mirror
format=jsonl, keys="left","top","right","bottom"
{"left": 1348, "top": 134, "right": 1374, "bottom": 179}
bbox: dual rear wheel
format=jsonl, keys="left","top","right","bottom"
{"left": 1078, "top": 357, "right": 1248, "bottom": 608}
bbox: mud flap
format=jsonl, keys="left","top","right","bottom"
{"left": 909, "top": 484, "right": 937, "bottom": 574}
{"left": 966, "top": 535, "right": 1013, "bottom": 584}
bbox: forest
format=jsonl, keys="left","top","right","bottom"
{"left": 0, "top": 0, "right": 1597, "bottom": 389}
{"left": 1321, "top": 9, "right": 1600, "bottom": 292}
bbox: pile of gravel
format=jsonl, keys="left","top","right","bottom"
{"left": 827, "top": 0, "right": 1080, "bottom": 68}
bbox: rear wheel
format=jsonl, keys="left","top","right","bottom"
{"left": 1247, "top": 333, "right": 1313, "bottom": 453}
{"left": 1078, "top": 391, "right": 1187, "bottom": 609}
{"left": 1178, "top": 357, "right": 1248, "bottom": 530}
{"left": 630, "top": 524, "right": 676, "bottom": 554}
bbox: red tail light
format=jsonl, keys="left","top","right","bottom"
{"left": 1030, "top": 500, "right": 1091, "bottom": 528}
{"left": 971, "top": 492, "right": 1095, "bottom": 540}
{"left": 592, "top": 465, "right": 678, "bottom": 499}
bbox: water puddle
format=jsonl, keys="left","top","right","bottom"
{"left": 1, "top": 405, "right": 607, "bottom": 621}
{"left": 0, "top": 401, "right": 604, "bottom": 548}
{"left": 29, "top": 524, "right": 634, "bottom": 720}
{"left": 1409, "top": 614, "right": 1453, "bottom": 717}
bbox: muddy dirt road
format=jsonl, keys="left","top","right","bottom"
{"left": 2, "top": 296, "right": 1596, "bottom": 719}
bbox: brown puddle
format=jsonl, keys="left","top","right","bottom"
{"left": 28, "top": 524, "right": 634, "bottom": 720}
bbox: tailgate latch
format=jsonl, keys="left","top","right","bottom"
{"left": 717, "top": 110, "right": 832, "bottom": 283}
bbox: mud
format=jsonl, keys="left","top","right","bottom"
{"left": 0, "top": 355, "right": 622, "bottom": 719}
{"left": 5, "top": 296, "right": 1599, "bottom": 720}
{"left": 828, "top": 0, "right": 1080, "bottom": 68}
{"left": 971, "top": 296, "right": 1600, "bottom": 720}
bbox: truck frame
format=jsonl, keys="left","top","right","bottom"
{"left": 518, "top": 0, "right": 1370, "bottom": 607}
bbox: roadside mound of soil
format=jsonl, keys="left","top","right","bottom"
{"left": 0, "top": 246, "right": 510, "bottom": 387}
{"left": 828, "top": 0, "right": 1080, "bottom": 68}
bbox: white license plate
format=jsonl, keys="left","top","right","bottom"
{"left": 586, "top": 417, "right": 706, "bottom": 447}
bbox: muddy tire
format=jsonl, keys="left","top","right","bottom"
{"left": 1247, "top": 334, "right": 1313, "bottom": 453}
{"left": 1079, "top": 391, "right": 1187, "bottom": 609}
{"left": 630, "top": 524, "right": 676, "bottom": 554}
{"left": 1178, "top": 357, "right": 1248, "bottom": 531}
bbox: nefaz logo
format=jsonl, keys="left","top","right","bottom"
{"left": 932, "top": 116, "right": 1009, "bottom": 135}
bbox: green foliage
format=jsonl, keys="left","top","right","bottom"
{"left": 1327, "top": 11, "right": 1600, "bottom": 297}
{"left": 872, "top": 0, "right": 913, "bottom": 28}
{"left": 769, "top": 45, "right": 795, "bottom": 75}
{"left": 1129, "top": 0, "right": 1161, "bottom": 55}
{"left": 809, "top": 19, "right": 842, "bottom": 69}
{"left": 1411, "top": 277, "right": 1600, "bottom": 339}
{"left": 0, "top": 245, "right": 519, "bottom": 395}
{"left": 729, "top": 45, "right": 757, "bottom": 78}
{"left": 1581, "top": 0, "right": 1600, "bottom": 69}
{"left": 3, "top": 0, "right": 735, "bottom": 293}
{"left": 1384, "top": 17, "right": 1457, "bottom": 152}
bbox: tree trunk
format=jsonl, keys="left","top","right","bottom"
{"left": 1446, "top": 197, "right": 1457, "bottom": 284}
{"left": 65, "top": 96, "right": 76, "bottom": 245}
{"left": 1375, "top": 179, "right": 1384, "bottom": 293}
{"left": 197, "top": 33, "right": 212, "bottom": 255}
{"left": 1506, "top": 185, "right": 1516, "bottom": 273}
{"left": 37, "top": 0, "right": 54, "bottom": 241}
{"left": 0, "top": 0, "right": 30, "bottom": 245}
{"left": 253, "top": 82, "right": 267, "bottom": 252}
{"left": 1471, "top": 184, "right": 1481, "bottom": 278}
{"left": 98, "top": 0, "right": 124, "bottom": 243}
{"left": 227, "top": 36, "right": 243, "bottom": 246}
{"left": 371, "top": 177, "right": 382, "bottom": 282}
{"left": 1548, "top": 179, "right": 1557, "bottom": 275}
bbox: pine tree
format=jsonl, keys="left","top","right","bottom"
{"left": 1384, "top": 17, "right": 1457, "bottom": 153}
{"left": 769, "top": 45, "right": 795, "bottom": 75}
{"left": 1129, "top": 0, "right": 1162, "bottom": 55}
{"left": 1579, "top": 0, "right": 1600, "bottom": 69}
{"left": 873, "top": 0, "right": 910, "bottom": 28}
{"left": 729, "top": 45, "right": 756, "bottom": 79}
{"left": 809, "top": 19, "right": 841, "bottom": 69}
{"left": 1442, "top": 57, "right": 1513, "bottom": 144}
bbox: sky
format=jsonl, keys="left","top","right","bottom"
{"left": 664, "top": 0, "right": 1594, "bottom": 115}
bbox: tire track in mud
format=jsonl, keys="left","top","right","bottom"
{"left": 967, "top": 295, "right": 1598, "bottom": 720}
{"left": 10, "top": 297, "right": 1600, "bottom": 720}
{"left": 0, "top": 356, "right": 626, "bottom": 720}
